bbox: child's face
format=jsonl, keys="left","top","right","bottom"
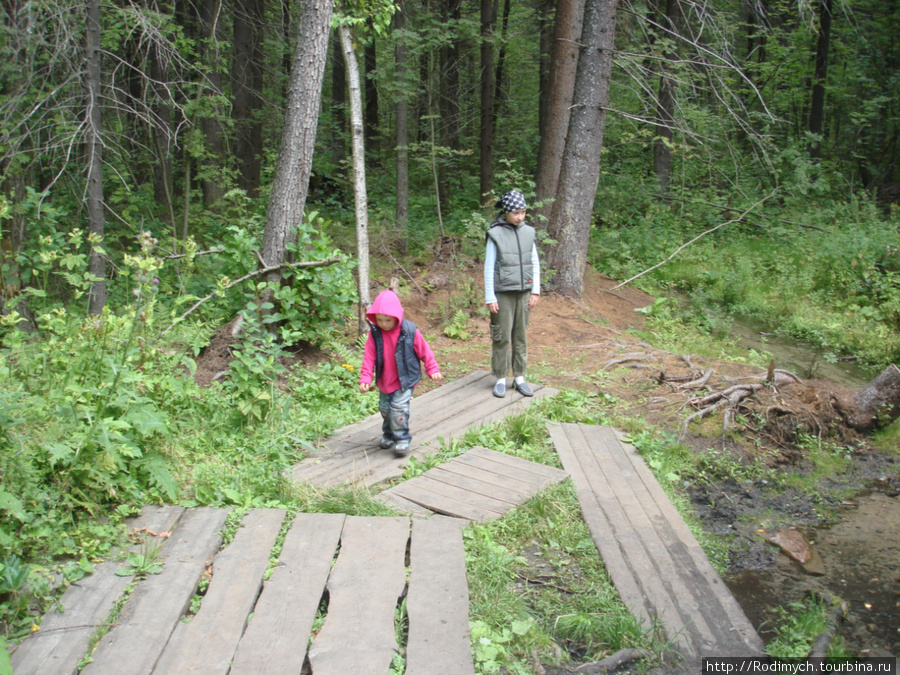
{"left": 504, "top": 208, "right": 526, "bottom": 226}
{"left": 375, "top": 314, "right": 398, "bottom": 331}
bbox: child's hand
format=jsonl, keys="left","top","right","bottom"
{"left": 429, "top": 372, "right": 443, "bottom": 382}
{"left": 359, "top": 382, "right": 371, "bottom": 393}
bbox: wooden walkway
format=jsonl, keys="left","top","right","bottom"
{"left": 292, "top": 370, "right": 557, "bottom": 488}
{"left": 378, "top": 445, "right": 568, "bottom": 521}
{"left": 548, "top": 422, "right": 764, "bottom": 665}
{"left": 12, "top": 507, "right": 474, "bottom": 675}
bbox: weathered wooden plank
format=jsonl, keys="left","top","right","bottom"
{"left": 452, "top": 446, "right": 567, "bottom": 485}
{"left": 406, "top": 518, "right": 474, "bottom": 675}
{"left": 81, "top": 507, "right": 230, "bottom": 675}
{"left": 11, "top": 505, "right": 185, "bottom": 675}
{"left": 152, "top": 508, "right": 286, "bottom": 674}
{"left": 547, "top": 423, "right": 654, "bottom": 629}
{"left": 293, "top": 372, "right": 554, "bottom": 488}
{"left": 425, "top": 466, "right": 530, "bottom": 504}
{"left": 389, "top": 478, "right": 510, "bottom": 521}
{"left": 383, "top": 480, "right": 495, "bottom": 521}
{"left": 377, "top": 490, "right": 436, "bottom": 517}
{"left": 572, "top": 424, "right": 700, "bottom": 657}
{"left": 610, "top": 429, "right": 764, "bottom": 655}
{"left": 229, "top": 512, "right": 346, "bottom": 674}
{"left": 308, "top": 516, "right": 410, "bottom": 675}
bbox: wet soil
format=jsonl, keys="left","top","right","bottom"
{"left": 194, "top": 258, "right": 900, "bottom": 660}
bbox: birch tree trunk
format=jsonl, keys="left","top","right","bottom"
{"left": 546, "top": 0, "right": 620, "bottom": 298}
{"left": 85, "top": 0, "right": 106, "bottom": 315}
{"left": 339, "top": 23, "right": 371, "bottom": 335}
{"left": 262, "top": 0, "right": 332, "bottom": 276}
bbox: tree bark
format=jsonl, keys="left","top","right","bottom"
{"left": 438, "top": 0, "right": 461, "bottom": 211}
{"left": 85, "top": 0, "right": 106, "bottom": 315}
{"left": 198, "top": 0, "right": 226, "bottom": 207}
{"left": 394, "top": 0, "right": 409, "bottom": 251}
{"left": 339, "top": 23, "right": 371, "bottom": 336}
{"left": 534, "top": 0, "right": 586, "bottom": 228}
{"left": 331, "top": 30, "right": 348, "bottom": 170}
{"left": 808, "top": 0, "right": 833, "bottom": 160}
{"left": 652, "top": 0, "right": 682, "bottom": 195}
{"left": 546, "top": 0, "right": 620, "bottom": 298}
{"left": 479, "top": 0, "right": 496, "bottom": 205}
{"left": 364, "top": 27, "right": 380, "bottom": 160}
{"left": 232, "top": 0, "right": 264, "bottom": 196}
{"left": 844, "top": 364, "right": 900, "bottom": 431}
{"left": 261, "top": 0, "right": 332, "bottom": 276}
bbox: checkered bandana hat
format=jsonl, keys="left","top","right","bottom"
{"left": 495, "top": 190, "right": 527, "bottom": 214}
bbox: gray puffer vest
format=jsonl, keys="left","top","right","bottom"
{"left": 486, "top": 220, "right": 536, "bottom": 293}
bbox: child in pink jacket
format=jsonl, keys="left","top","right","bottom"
{"left": 359, "top": 290, "right": 442, "bottom": 456}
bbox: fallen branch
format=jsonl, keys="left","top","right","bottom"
{"left": 602, "top": 353, "right": 650, "bottom": 370}
{"left": 677, "top": 368, "right": 713, "bottom": 390}
{"left": 161, "top": 256, "right": 341, "bottom": 335}
{"left": 575, "top": 648, "right": 652, "bottom": 673}
{"left": 613, "top": 192, "right": 775, "bottom": 290}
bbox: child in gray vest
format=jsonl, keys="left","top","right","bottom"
{"left": 484, "top": 190, "right": 541, "bottom": 398}
{"left": 359, "top": 289, "right": 442, "bottom": 456}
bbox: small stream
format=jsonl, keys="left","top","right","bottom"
{"left": 720, "top": 317, "right": 900, "bottom": 656}
{"left": 727, "top": 317, "right": 874, "bottom": 388}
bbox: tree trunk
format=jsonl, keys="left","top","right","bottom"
{"left": 546, "top": 0, "right": 620, "bottom": 298}
{"left": 331, "top": 31, "right": 348, "bottom": 171}
{"left": 339, "top": 24, "right": 371, "bottom": 336}
{"left": 394, "top": 0, "right": 409, "bottom": 252}
{"left": 843, "top": 364, "right": 900, "bottom": 431}
{"left": 652, "top": 0, "right": 682, "bottom": 195}
{"left": 364, "top": 27, "right": 380, "bottom": 161}
{"left": 534, "top": 0, "right": 586, "bottom": 228}
{"left": 438, "top": 0, "right": 461, "bottom": 211}
{"left": 198, "top": 0, "right": 226, "bottom": 207}
{"left": 479, "top": 0, "right": 496, "bottom": 205}
{"left": 261, "top": 0, "right": 332, "bottom": 276}
{"left": 537, "top": 0, "right": 554, "bottom": 138}
{"left": 808, "top": 0, "right": 832, "bottom": 160}
{"left": 85, "top": 0, "right": 106, "bottom": 315}
{"left": 232, "top": 0, "right": 264, "bottom": 196}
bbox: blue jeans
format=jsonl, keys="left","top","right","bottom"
{"left": 379, "top": 387, "right": 413, "bottom": 442}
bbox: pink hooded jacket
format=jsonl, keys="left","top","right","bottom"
{"left": 359, "top": 290, "right": 440, "bottom": 394}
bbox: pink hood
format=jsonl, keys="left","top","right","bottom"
{"left": 366, "top": 289, "right": 404, "bottom": 327}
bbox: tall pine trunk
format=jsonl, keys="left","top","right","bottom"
{"left": 652, "top": 0, "right": 682, "bottom": 195}
{"left": 479, "top": 0, "right": 496, "bottom": 205}
{"left": 394, "top": 0, "right": 409, "bottom": 251}
{"left": 534, "top": 0, "right": 586, "bottom": 228}
{"left": 546, "top": 0, "right": 620, "bottom": 298}
{"left": 232, "top": 0, "right": 264, "bottom": 195}
{"left": 262, "top": 0, "right": 332, "bottom": 278}
{"left": 808, "top": 0, "right": 833, "bottom": 160}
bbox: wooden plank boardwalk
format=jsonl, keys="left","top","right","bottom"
{"left": 548, "top": 422, "right": 764, "bottom": 665}
{"left": 12, "top": 507, "right": 474, "bottom": 675}
{"left": 379, "top": 446, "right": 568, "bottom": 521}
{"left": 292, "top": 370, "right": 557, "bottom": 488}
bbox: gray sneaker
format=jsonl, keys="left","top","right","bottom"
{"left": 393, "top": 440, "right": 411, "bottom": 457}
{"left": 379, "top": 436, "right": 395, "bottom": 449}
{"left": 492, "top": 381, "right": 507, "bottom": 398}
{"left": 514, "top": 381, "right": 534, "bottom": 397}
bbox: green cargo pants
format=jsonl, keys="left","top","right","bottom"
{"left": 490, "top": 290, "right": 531, "bottom": 380}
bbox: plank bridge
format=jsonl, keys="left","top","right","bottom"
{"left": 11, "top": 371, "right": 763, "bottom": 673}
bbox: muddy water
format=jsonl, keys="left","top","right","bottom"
{"left": 714, "top": 318, "right": 899, "bottom": 656}
{"left": 725, "top": 488, "right": 900, "bottom": 656}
